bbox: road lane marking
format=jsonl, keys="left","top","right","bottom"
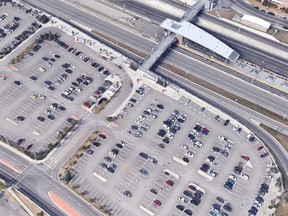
{"left": 0, "top": 158, "right": 22, "bottom": 173}
{"left": 48, "top": 191, "right": 81, "bottom": 216}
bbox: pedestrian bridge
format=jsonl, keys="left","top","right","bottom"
{"left": 140, "top": 0, "right": 207, "bottom": 71}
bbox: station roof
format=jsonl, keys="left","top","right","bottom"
{"left": 241, "top": 14, "right": 271, "bottom": 30}
{"left": 160, "top": 18, "right": 239, "bottom": 62}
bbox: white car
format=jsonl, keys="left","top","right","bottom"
{"left": 233, "top": 126, "right": 242, "bottom": 133}
{"left": 181, "top": 144, "right": 189, "bottom": 150}
{"left": 178, "top": 196, "right": 188, "bottom": 203}
{"left": 241, "top": 174, "right": 250, "bottom": 180}
{"left": 194, "top": 140, "right": 203, "bottom": 147}
{"left": 209, "top": 170, "right": 217, "bottom": 177}
{"left": 186, "top": 151, "right": 193, "bottom": 157}
{"left": 109, "top": 151, "right": 117, "bottom": 157}
{"left": 218, "top": 135, "right": 228, "bottom": 142}
{"left": 139, "top": 115, "right": 146, "bottom": 120}
{"left": 39, "top": 67, "right": 46, "bottom": 72}
{"left": 267, "top": 174, "right": 274, "bottom": 180}
{"left": 266, "top": 163, "right": 274, "bottom": 168}
{"left": 229, "top": 174, "right": 237, "bottom": 181}
{"left": 38, "top": 94, "right": 46, "bottom": 100}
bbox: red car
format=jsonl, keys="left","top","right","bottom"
{"left": 153, "top": 200, "right": 162, "bottom": 206}
{"left": 166, "top": 180, "right": 174, "bottom": 187}
{"left": 188, "top": 184, "right": 197, "bottom": 191}
{"left": 257, "top": 146, "right": 264, "bottom": 151}
{"left": 241, "top": 154, "right": 250, "bottom": 161}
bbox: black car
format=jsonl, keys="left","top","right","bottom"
{"left": 37, "top": 116, "right": 45, "bottom": 122}
{"left": 200, "top": 163, "right": 210, "bottom": 172}
{"left": 107, "top": 167, "right": 115, "bottom": 173}
{"left": 156, "top": 104, "right": 164, "bottom": 109}
{"left": 14, "top": 80, "right": 21, "bottom": 85}
{"left": 234, "top": 166, "right": 243, "bottom": 175}
{"left": 47, "top": 114, "right": 55, "bottom": 120}
{"left": 183, "top": 190, "right": 193, "bottom": 198}
{"left": 65, "top": 69, "right": 73, "bottom": 74}
{"left": 42, "top": 57, "right": 49, "bottom": 61}
{"left": 58, "top": 106, "right": 66, "bottom": 111}
{"left": 116, "top": 143, "right": 124, "bottom": 149}
{"left": 223, "top": 203, "right": 232, "bottom": 212}
{"left": 157, "top": 129, "right": 166, "bottom": 137}
{"left": 104, "top": 157, "right": 112, "bottom": 163}
{"left": 139, "top": 152, "right": 149, "bottom": 159}
{"left": 17, "top": 138, "right": 25, "bottom": 145}
{"left": 16, "top": 116, "right": 25, "bottom": 121}
{"left": 212, "top": 147, "right": 221, "bottom": 153}
{"left": 216, "top": 196, "right": 225, "bottom": 204}
{"left": 260, "top": 152, "right": 269, "bottom": 158}
{"left": 176, "top": 205, "right": 185, "bottom": 211}
{"left": 47, "top": 86, "right": 55, "bottom": 91}
{"left": 30, "top": 76, "right": 38, "bottom": 81}
{"left": 182, "top": 157, "right": 190, "bottom": 163}
{"left": 194, "top": 124, "right": 202, "bottom": 132}
{"left": 191, "top": 197, "right": 201, "bottom": 206}
{"left": 130, "top": 98, "right": 137, "bottom": 103}
{"left": 184, "top": 209, "right": 193, "bottom": 215}
{"left": 99, "top": 163, "right": 107, "bottom": 169}
{"left": 44, "top": 80, "right": 52, "bottom": 85}
{"left": 223, "top": 119, "right": 230, "bottom": 126}
{"left": 92, "top": 141, "right": 101, "bottom": 147}
{"left": 194, "top": 190, "right": 204, "bottom": 198}
{"left": 150, "top": 188, "right": 158, "bottom": 195}
{"left": 162, "top": 137, "right": 170, "bottom": 144}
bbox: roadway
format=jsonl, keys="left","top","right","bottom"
{"left": 0, "top": 0, "right": 285, "bottom": 214}
{"left": 21, "top": 0, "right": 288, "bottom": 118}
{"left": 230, "top": 0, "right": 288, "bottom": 26}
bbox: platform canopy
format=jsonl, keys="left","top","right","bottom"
{"left": 160, "top": 18, "right": 240, "bottom": 62}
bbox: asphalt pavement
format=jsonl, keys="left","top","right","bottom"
{"left": 21, "top": 0, "right": 288, "bottom": 117}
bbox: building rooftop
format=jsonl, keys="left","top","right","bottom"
{"left": 241, "top": 14, "right": 271, "bottom": 30}
{"left": 160, "top": 18, "right": 239, "bottom": 62}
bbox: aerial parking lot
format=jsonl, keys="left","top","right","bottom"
{"left": 0, "top": 7, "right": 119, "bottom": 157}
{"left": 68, "top": 84, "right": 276, "bottom": 216}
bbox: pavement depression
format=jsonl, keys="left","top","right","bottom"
{"left": 48, "top": 191, "right": 81, "bottom": 216}
{"left": 0, "top": 158, "right": 22, "bottom": 173}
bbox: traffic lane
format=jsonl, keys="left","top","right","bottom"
{"left": 107, "top": 0, "right": 177, "bottom": 24}
{"left": 20, "top": 168, "right": 101, "bottom": 216}
{"left": 163, "top": 50, "right": 288, "bottom": 116}
{"left": 23, "top": 0, "right": 155, "bottom": 53}
{"left": 23, "top": 0, "right": 288, "bottom": 77}
{"left": 201, "top": 14, "right": 288, "bottom": 54}
{"left": 152, "top": 66, "right": 288, "bottom": 176}
{"left": 230, "top": 0, "right": 288, "bottom": 26}
{"left": 200, "top": 27, "right": 288, "bottom": 75}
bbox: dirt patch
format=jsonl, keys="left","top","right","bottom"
{"left": 276, "top": 201, "right": 288, "bottom": 216}
{"left": 247, "top": 0, "right": 288, "bottom": 19}
{"left": 269, "top": 27, "right": 288, "bottom": 44}
{"left": 211, "top": 8, "right": 238, "bottom": 20}
{"left": 13, "top": 189, "right": 47, "bottom": 216}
